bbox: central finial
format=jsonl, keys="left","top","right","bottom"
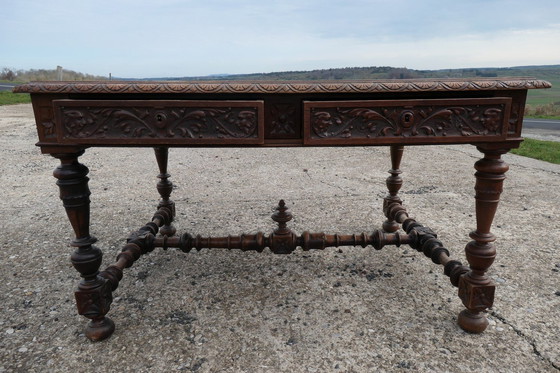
{"left": 272, "top": 199, "right": 292, "bottom": 234}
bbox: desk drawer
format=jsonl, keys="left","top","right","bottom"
{"left": 53, "top": 100, "right": 264, "bottom": 145}
{"left": 303, "top": 98, "right": 511, "bottom": 145}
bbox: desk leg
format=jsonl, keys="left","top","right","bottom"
{"left": 154, "top": 147, "right": 176, "bottom": 236}
{"left": 458, "top": 145, "right": 510, "bottom": 333}
{"left": 383, "top": 145, "right": 404, "bottom": 232}
{"left": 53, "top": 151, "right": 114, "bottom": 341}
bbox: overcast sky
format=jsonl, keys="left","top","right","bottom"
{"left": 2, "top": 0, "right": 559, "bottom": 78}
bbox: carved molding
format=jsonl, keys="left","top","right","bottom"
{"left": 14, "top": 78, "right": 551, "bottom": 94}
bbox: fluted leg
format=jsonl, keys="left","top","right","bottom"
{"left": 458, "top": 144, "right": 510, "bottom": 333}
{"left": 383, "top": 145, "right": 404, "bottom": 232}
{"left": 154, "top": 147, "right": 176, "bottom": 236}
{"left": 53, "top": 151, "right": 114, "bottom": 341}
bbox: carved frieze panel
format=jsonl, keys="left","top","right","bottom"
{"left": 53, "top": 100, "right": 264, "bottom": 145}
{"left": 304, "top": 98, "right": 511, "bottom": 145}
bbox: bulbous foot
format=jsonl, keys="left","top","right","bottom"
{"left": 458, "top": 309, "right": 488, "bottom": 333}
{"left": 85, "top": 316, "right": 115, "bottom": 341}
{"left": 159, "top": 224, "right": 176, "bottom": 237}
{"left": 382, "top": 219, "right": 400, "bottom": 233}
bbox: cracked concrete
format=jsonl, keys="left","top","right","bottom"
{"left": 490, "top": 310, "right": 559, "bottom": 370}
{"left": 0, "top": 104, "right": 559, "bottom": 372}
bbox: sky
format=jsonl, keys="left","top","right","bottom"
{"left": 1, "top": 0, "right": 560, "bottom": 78}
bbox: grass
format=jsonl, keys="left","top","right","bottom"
{"left": 511, "top": 138, "right": 560, "bottom": 164}
{"left": 0, "top": 91, "right": 31, "bottom": 105}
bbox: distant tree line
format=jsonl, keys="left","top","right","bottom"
{"left": 184, "top": 66, "right": 509, "bottom": 81}
{"left": 4, "top": 64, "right": 558, "bottom": 83}
{"left": 1, "top": 67, "right": 107, "bottom": 82}
{"left": 182, "top": 66, "right": 420, "bottom": 81}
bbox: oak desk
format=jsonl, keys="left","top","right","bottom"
{"left": 15, "top": 78, "right": 551, "bottom": 341}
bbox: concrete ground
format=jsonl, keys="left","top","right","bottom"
{"left": 0, "top": 104, "right": 559, "bottom": 372}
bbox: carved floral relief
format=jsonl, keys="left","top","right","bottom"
{"left": 309, "top": 103, "right": 508, "bottom": 140}
{"left": 58, "top": 105, "right": 260, "bottom": 141}
{"left": 270, "top": 103, "right": 297, "bottom": 135}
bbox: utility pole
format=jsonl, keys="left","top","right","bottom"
{"left": 56, "top": 66, "right": 63, "bottom": 81}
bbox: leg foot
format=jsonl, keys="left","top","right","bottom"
{"left": 458, "top": 310, "right": 488, "bottom": 333}
{"left": 382, "top": 219, "right": 400, "bottom": 233}
{"left": 85, "top": 316, "right": 115, "bottom": 341}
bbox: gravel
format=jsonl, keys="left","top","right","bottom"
{"left": 1, "top": 104, "right": 559, "bottom": 372}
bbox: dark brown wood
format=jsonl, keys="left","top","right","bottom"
{"left": 15, "top": 78, "right": 551, "bottom": 95}
{"left": 458, "top": 144, "right": 511, "bottom": 333}
{"left": 503, "top": 90, "right": 528, "bottom": 137}
{"left": 158, "top": 200, "right": 413, "bottom": 253}
{"left": 303, "top": 98, "right": 511, "bottom": 145}
{"left": 265, "top": 97, "right": 301, "bottom": 139}
{"left": 383, "top": 145, "right": 405, "bottom": 232}
{"left": 52, "top": 152, "right": 114, "bottom": 341}
{"left": 154, "top": 147, "right": 176, "bottom": 236}
{"left": 100, "top": 206, "right": 172, "bottom": 293}
{"left": 16, "top": 78, "right": 550, "bottom": 152}
{"left": 52, "top": 100, "right": 265, "bottom": 145}
{"left": 15, "top": 78, "right": 550, "bottom": 340}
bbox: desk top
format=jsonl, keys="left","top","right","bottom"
{"left": 14, "top": 77, "right": 551, "bottom": 94}
{"left": 17, "top": 78, "right": 551, "bottom": 152}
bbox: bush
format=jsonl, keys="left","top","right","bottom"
{"left": 524, "top": 103, "right": 560, "bottom": 118}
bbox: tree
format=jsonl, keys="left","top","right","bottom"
{"left": 1, "top": 67, "right": 16, "bottom": 81}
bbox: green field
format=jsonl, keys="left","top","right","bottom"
{"left": 522, "top": 70, "right": 560, "bottom": 106}
{"left": 511, "top": 138, "right": 560, "bottom": 164}
{"left": 0, "top": 91, "right": 30, "bottom": 105}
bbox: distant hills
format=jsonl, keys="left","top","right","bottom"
{"left": 5, "top": 64, "right": 557, "bottom": 105}
{"left": 158, "top": 64, "right": 560, "bottom": 82}
{"left": 144, "top": 64, "right": 558, "bottom": 105}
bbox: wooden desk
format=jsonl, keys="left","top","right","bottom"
{"left": 15, "top": 78, "right": 551, "bottom": 341}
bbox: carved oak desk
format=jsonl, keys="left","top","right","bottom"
{"left": 15, "top": 78, "right": 551, "bottom": 341}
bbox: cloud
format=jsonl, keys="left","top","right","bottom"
{"left": 2, "top": 0, "right": 559, "bottom": 77}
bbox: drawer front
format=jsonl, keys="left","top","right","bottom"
{"left": 53, "top": 100, "right": 264, "bottom": 145}
{"left": 304, "top": 98, "right": 512, "bottom": 145}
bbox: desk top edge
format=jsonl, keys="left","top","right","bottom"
{"left": 13, "top": 77, "right": 551, "bottom": 94}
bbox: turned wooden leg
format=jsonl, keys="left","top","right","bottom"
{"left": 154, "top": 147, "right": 176, "bottom": 236}
{"left": 53, "top": 151, "right": 114, "bottom": 341}
{"left": 383, "top": 145, "right": 404, "bottom": 232}
{"left": 458, "top": 144, "right": 510, "bottom": 333}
